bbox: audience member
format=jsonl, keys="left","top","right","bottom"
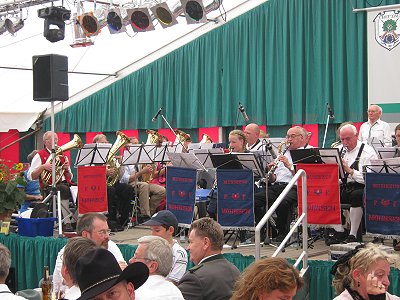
{"left": 130, "top": 236, "right": 184, "bottom": 299}
{"left": 75, "top": 248, "right": 149, "bottom": 300}
{"left": 178, "top": 217, "right": 240, "bottom": 300}
{"left": 61, "top": 237, "right": 98, "bottom": 300}
{"left": 358, "top": 105, "right": 391, "bottom": 146}
{"left": 0, "top": 243, "right": 27, "bottom": 300}
{"left": 52, "top": 213, "right": 126, "bottom": 293}
{"left": 332, "top": 243, "right": 400, "bottom": 300}
{"left": 231, "top": 257, "right": 304, "bottom": 300}
{"left": 142, "top": 210, "right": 188, "bottom": 283}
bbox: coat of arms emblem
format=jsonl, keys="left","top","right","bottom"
{"left": 374, "top": 10, "right": 400, "bottom": 51}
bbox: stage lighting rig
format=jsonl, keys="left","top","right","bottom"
{"left": 38, "top": 6, "right": 71, "bottom": 43}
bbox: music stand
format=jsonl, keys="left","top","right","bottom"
{"left": 375, "top": 147, "right": 397, "bottom": 159}
{"left": 210, "top": 153, "right": 243, "bottom": 170}
{"left": 154, "top": 144, "right": 171, "bottom": 163}
{"left": 193, "top": 148, "right": 224, "bottom": 169}
{"left": 291, "top": 148, "right": 345, "bottom": 180}
{"left": 167, "top": 152, "right": 206, "bottom": 171}
{"left": 366, "top": 158, "right": 400, "bottom": 174}
{"left": 75, "top": 143, "right": 111, "bottom": 167}
{"left": 235, "top": 153, "right": 265, "bottom": 179}
{"left": 367, "top": 137, "right": 385, "bottom": 152}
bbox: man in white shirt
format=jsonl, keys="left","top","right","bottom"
{"left": 60, "top": 237, "right": 98, "bottom": 300}
{"left": 130, "top": 236, "right": 184, "bottom": 300}
{"left": 333, "top": 124, "right": 377, "bottom": 243}
{"left": 358, "top": 104, "right": 391, "bottom": 146}
{"left": 254, "top": 126, "right": 310, "bottom": 242}
{"left": 52, "top": 213, "right": 126, "bottom": 294}
{"left": 0, "top": 243, "right": 27, "bottom": 300}
{"left": 244, "top": 123, "right": 264, "bottom": 151}
{"left": 142, "top": 210, "right": 188, "bottom": 283}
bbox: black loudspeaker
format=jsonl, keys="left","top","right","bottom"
{"left": 32, "top": 54, "right": 68, "bottom": 101}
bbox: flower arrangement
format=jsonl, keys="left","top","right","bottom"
{"left": 0, "top": 160, "right": 26, "bottom": 214}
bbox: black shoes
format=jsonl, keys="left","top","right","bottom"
{"left": 325, "top": 229, "right": 349, "bottom": 246}
{"left": 345, "top": 234, "right": 358, "bottom": 243}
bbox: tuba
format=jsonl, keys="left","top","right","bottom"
{"left": 200, "top": 133, "right": 213, "bottom": 143}
{"left": 146, "top": 130, "right": 162, "bottom": 145}
{"left": 174, "top": 129, "right": 191, "bottom": 144}
{"left": 41, "top": 134, "right": 83, "bottom": 186}
{"left": 106, "top": 131, "right": 130, "bottom": 186}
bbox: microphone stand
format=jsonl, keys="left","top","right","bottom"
{"left": 158, "top": 113, "right": 188, "bottom": 152}
{"left": 322, "top": 105, "right": 334, "bottom": 148}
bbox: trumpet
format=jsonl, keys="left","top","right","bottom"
{"left": 266, "top": 141, "right": 290, "bottom": 180}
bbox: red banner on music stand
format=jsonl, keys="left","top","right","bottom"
{"left": 297, "top": 163, "right": 341, "bottom": 225}
{"left": 78, "top": 166, "right": 108, "bottom": 214}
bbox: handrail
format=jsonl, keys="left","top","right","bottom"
{"left": 255, "top": 169, "right": 308, "bottom": 272}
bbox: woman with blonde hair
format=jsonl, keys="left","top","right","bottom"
{"left": 229, "top": 130, "right": 247, "bottom": 153}
{"left": 231, "top": 257, "right": 304, "bottom": 300}
{"left": 332, "top": 243, "right": 400, "bottom": 300}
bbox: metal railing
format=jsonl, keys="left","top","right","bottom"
{"left": 255, "top": 169, "right": 308, "bottom": 272}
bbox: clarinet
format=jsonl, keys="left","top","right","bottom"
{"left": 266, "top": 142, "right": 290, "bottom": 180}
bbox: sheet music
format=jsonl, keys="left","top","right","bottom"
{"left": 376, "top": 147, "right": 397, "bottom": 159}
{"left": 75, "top": 143, "right": 111, "bottom": 166}
{"left": 167, "top": 153, "right": 205, "bottom": 170}
{"left": 121, "top": 144, "right": 143, "bottom": 165}
{"left": 193, "top": 148, "right": 224, "bottom": 169}
{"left": 154, "top": 144, "right": 170, "bottom": 162}
{"left": 367, "top": 157, "right": 400, "bottom": 173}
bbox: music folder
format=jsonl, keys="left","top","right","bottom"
{"left": 75, "top": 143, "right": 111, "bottom": 167}
{"left": 210, "top": 152, "right": 265, "bottom": 178}
{"left": 290, "top": 147, "right": 345, "bottom": 180}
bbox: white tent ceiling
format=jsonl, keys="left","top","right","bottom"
{"left": 0, "top": 0, "right": 265, "bottom": 131}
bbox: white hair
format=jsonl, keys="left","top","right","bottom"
{"left": 340, "top": 124, "right": 357, "bottom": 135}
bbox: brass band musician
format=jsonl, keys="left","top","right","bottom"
{"left": 329, "top": 124, "right": 378, "bottom": 244}
{"left": 28, "top": 131, "right": 76, "bottom": 231}
{"left": 92, "top": 134, "right": 135, "bottom": 230}
{"left": 254, "top": 126, "right": 310, "bottom": 243}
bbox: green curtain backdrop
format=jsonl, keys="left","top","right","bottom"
{"left": 46, "top": 0, "right": 371, "bottom": 133}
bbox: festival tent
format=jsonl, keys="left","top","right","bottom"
{"left": 0, "top": 0, "right": 261, "bottom": 132}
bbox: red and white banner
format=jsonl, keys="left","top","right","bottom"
{"left": 78, "top": 166, "right": 108, "bottom": 214}
{"left": 297, "top": 163, "right": 341, "bottom": 225}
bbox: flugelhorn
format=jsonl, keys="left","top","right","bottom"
{"left": 41, "top": 134, "right": 83, "bottom": 186}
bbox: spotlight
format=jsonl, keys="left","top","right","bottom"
{"left": 77, "top": 11, "right": 106, "bottom": 37}
{"left": 38, "top": 6, "right": 71, "bottom": 42}
{"left": 70, "top": 12, "right": 94, "bottom": 47}
{"left": 106, "top": 8, "right": 126, "bottom": 34}
{"left": 4, "top": 11, "right": 24, "bottom": 35}
{"left": 127, "top": 8, "right": 154, "bottom": 32}
{"left": 180, "top": 0, "right": 206, "bottom": 24}
{"left": 150, "top": 2, "right": 178, "bottom": 29}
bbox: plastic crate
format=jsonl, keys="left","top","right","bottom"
{"left": 16, "top": 217, "right": 56, "bottom": 237}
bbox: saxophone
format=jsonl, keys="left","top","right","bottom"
{"left": 106, "top": 131, "right": 130, "bottom": 186}
{"left": 266, "top": 141, "right": 290, "bottom": 180}
{"left": 41, "top": 134, "right": 83, "bottom": 186}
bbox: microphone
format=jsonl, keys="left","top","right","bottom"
{"left": 327, "top": 103, "right": 334, "bottom": 119}
{"left": 152, "top": 107, "right": 163, "bottom": 122}
{"left": 238, "top": 102, "right": 249, "bottom": 121}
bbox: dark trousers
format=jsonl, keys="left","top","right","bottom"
{"left": 340, "top": 182, "right": 365, "bottom": 207}
{"left": 254, "top": 184, "right": 298, "bottom": 234}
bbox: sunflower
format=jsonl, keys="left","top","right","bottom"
{"left": 14, "top": 163, "right": 24, "bottom": 171}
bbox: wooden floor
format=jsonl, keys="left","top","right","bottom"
{"left": 109, "top": 225, "right": 331, "bottom": 261}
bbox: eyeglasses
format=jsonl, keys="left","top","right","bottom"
{"left": 367, "top": 110, "right": 378, "bottom": 113}
{"left": 131, "top": 255, "right": 151, "bottom": 261}
{"left": 286, "top": 134, "right": 301, "bottom": 139}
{"left": 97, "top": 229, "right": 111, "bottom": 236}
